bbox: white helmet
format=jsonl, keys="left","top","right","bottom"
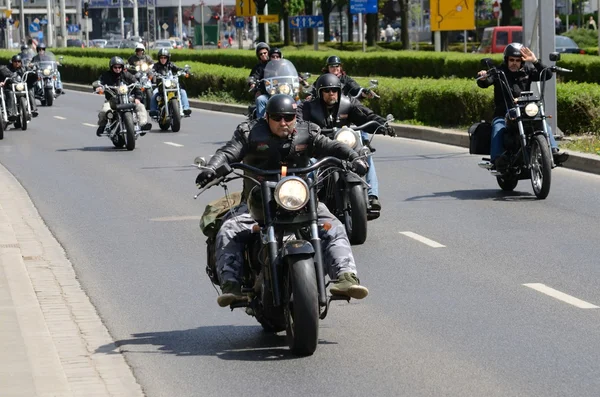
{"left": 135, "top": 43, "right": 145, "bottom": 52}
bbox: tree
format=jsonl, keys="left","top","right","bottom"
{"left": 321, "top": 0, "right": 334, "bottom": 42}
{"left": 398, "top": 0, "right": 409, "bottom": 49}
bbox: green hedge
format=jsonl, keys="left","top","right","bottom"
{"left": 4, "top": 50, "right": 599, "bottom": 135}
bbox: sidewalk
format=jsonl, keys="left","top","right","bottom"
{"left": 0, "top": 163, "right": 144, "bottom": 397}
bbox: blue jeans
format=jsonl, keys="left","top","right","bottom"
{"left": 56, "top": 71, "right": 63, "bottom": 90}
{"left": 490, "top": 117, "right": 558, "bottom": 161}
{"left": 151, "top": 88, "right": 190, "bottom": 112}
{"left": 256, "top": 94, "right": 269, "bottom": 118}
{"left": 361, "top": 132, "right": 378, "bottom": 198}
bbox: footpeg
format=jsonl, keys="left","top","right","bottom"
{"left": 229, "top": 301, "right": 250, "bottom": 310}
{"left": 478, "top": 161, "right": 493, "bottom": 170}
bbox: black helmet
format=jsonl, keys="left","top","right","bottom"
{"left": 157, "top": 48, "right": 170, "bottom": 59}
{"left": 255, "top": 42, "right": 270, "bottom": 58}
{"left": 11, "top": 55, "right": 22, "bottom": 63}
{"left": 503, "top": 43, "right": 524, "bottom": 62}
{"left": 266, "top": 94, "right": 297, "bottom": 115}
{"left": 37, "top": 43, "right": 46, "bottom": 52}
{"left": 315, "top": 73, "right": 342, "bottom": 98}
{"left": 20, "top": 45, "right": 28, "bottom": 51}
{"left": 326, "top": 55, "right": 342, "bottom": 66}
{"left": 109, "top": 56, "right": 125, "bottom": 69}
{"left": 269, "top": 47, "right": 283, "bottom": 59}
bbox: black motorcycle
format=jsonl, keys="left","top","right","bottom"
{"left": 470, "top": 52, "right": 571, "bottom": 199}
{"left": 7, "top": 71, "right": 34, "bottom": 131}
{"left": 195, "top": 156, "right": 358, "bottom": 356}
{"left": 92, "top": 80, "right": 143, "bottom": 151}
{"left": 319, "top": 117, "right": 392, "bottom": 245}
{"left": 33, "top": 56, "right": 62, "bottom": 107}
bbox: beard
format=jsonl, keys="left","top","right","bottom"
{"left": 325, "top": 97, "right": 338, "bottom": 106}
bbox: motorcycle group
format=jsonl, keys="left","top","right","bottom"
{"left": 0, "top": 39, "right": 573, "bottom": 356}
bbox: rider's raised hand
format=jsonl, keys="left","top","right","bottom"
{"left": 195, "top": 168, "right": 216, "bottom": 188}
{"left": 521, "top": 47, "right": 537, "bottom": 63}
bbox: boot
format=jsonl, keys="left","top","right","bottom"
{"left": 552, "top": 148, "right": 569, "bottom": 165}
{"left": 217, "top": 281, "right": 246, "bottom": 307}
{"left": 329, "top": 272, "right": 369, "bottom": 300}
{"left": 369, "top": 195, "right": 381, "bottom": 211}
{"left": 183, "top": 108, "right": 192, "bottom": 116}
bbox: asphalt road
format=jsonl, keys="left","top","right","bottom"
{"left": 2, "top": 90, "right": 600, "bottom": 397}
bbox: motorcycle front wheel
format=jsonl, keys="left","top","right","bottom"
{"left": 169, "top": 98, "right": 181, "bottom": 133}
{"left": 285, "top": 255, "right": 319, "bottom": 356}
{"left": 530, "top": 134, "right": 552, "bottom": 199}
{"left": 18, "top": 97, "right": 28, "bottom": 131}
{"left": 158, "top": 105, "right": 170, "bottom": 131}
{"left": 123, "top": 112, "right": 136, "bottom": 151}
{"left": 496, "top": 175, "right": 518, "bottom": 191}
{"left": 44, "top": 88, "right": 53, "bottom": 107}
{"left": 345, "top": 184, "right": 368, "bottom": 245}
{"left": 143, "top": 90, "right": 152, "bottom": 110}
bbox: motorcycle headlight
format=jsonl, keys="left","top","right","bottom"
{"left": 118, "top": 85, "right": 128, "bottom": 94}
{"left": 525, "top": 103, "right": 539, "bottom": 117}
{"left": 163, "top": 79, "right": 172, "bottom": 88}
{"left": 135, "top": 65, "right": 141, "bottom": 71}
{"left": 274, "top": 177, "right": 309, "bottom": 211}
{"left": 43, "top": 68, "right": 51, "bottom": 76}
{"left": 16, "top": 83, "right": 24, "bottom": 91}
{"left": 334, "top": 127, "right": 359, "bottom": 149}
{"left": 141, "top": 63, "right": 148, "bottom": 71}
{"left": 277, "top": 84, "right": 291, "bottom": 95}
{"left": 156, "top": 96, "right": 162, "bottom": 102}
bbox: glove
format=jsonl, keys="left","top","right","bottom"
{"left": 386, "top": 125, "right": 396, "bottom": 137}
{"left": 195, "top": 168, "right": 216, "bottom": 188}
{"left": 351, "top": 158, "right": 369, "bottom": 176}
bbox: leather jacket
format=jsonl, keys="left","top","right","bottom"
{"left": 477, "top": 61, "right": 551, "bottom": 119}
{"left": 152, "top": 61, "right": 182, "bottom": 76}
{"left": 98, "top": 69, "right": 141, "bottom": 101}
{"left": 206, "top": 119, "right": 359, "bottom": 199}
{"left": 127, "top": 54, "right": 154, "bottom": 66}
{"left": 296, "top": 95, "right": 388, "bottom": 135}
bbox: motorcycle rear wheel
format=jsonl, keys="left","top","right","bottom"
{"left": 123, "top": 112, "right": 136, "bottom": 151}
{"left": 285, "top": 255, "right": 319, "bottom": 356}
{"left": 530, "top": 134, "right": 552, "bottom": 199}
{"left": 169, "top": 98, "right": 181, "bottom": 132}
{"left": 18, "top": 97, "right": 28, "bottom": 131}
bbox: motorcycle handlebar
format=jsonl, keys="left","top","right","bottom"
{"left": 226, "top": 156, "right": 345, "bottom": 176}
{"left": 320, "top": 120, "right": 385, "bottom": 134}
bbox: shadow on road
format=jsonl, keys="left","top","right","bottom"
{"left": 374, "top": 152, "right": 470, "bottom": 162}
{"left": 97, "top": 325, "right": 336, "bottom": 361}
{"left": 405, "top": 189, "right": 536, "bottom": 202}
{"left": 56, "top": 146, "right": 126, "bottom": 152}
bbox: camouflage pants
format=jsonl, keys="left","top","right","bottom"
{"left": 215, "top": 202, "right": 357, "bottom": 284}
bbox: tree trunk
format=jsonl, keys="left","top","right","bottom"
{"left": 256, "top": 0, "right": 268, "bottom": 42}
{"left": 305, "top": 0, "right": 314, "bottom": 44}
{"left": 346, "top": 6, "right": 353, "bottom": 42}
{"left": 366, "top": 13, "right": 377, "bottom": 46}
{"left": 284, "top": 13, "right": 291, "bottom": 45}
{"left": 399, "top": 0, "right": 409, "bottom": 49}
{"left": 500, "top": 1, "right": 513, "bottom": 26}
{"left": 322, "top": 0, "right": 333, "bottom": 42}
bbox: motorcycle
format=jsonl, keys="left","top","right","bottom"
{"left": 153, "top": 66, "right": 191, "bottom": 133}
{"left": 8, "top": 71, "right": 34, "bottom": 131}
{"left": 92, "top": 80, "right": 144, "bottom": 151}
{"left": 33, "top": 55, "right": 63, "bottom": 107}
{"left": 351, "top": 79, "right": 380, "bottom": 100}
{"left": 246, "top": 59, "right": 301, "bottom": 120}
{"left": 128, "top": 61, "right": 153, "bottom": 110}
{"left": 319, "top": 117, "right": 392, "bottom": 245}
{"left": 0, "top": 82, "right": 8, "bottom": 140}
{"left": 195, "top": 156, "right": 360, "bottom": 356}
{"left": 470, "top": 52, "right": 571, "bottom": 199}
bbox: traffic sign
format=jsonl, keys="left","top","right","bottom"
{"left": 40, "top": 18, "right": 48, "bottom": 25}
{"left": 289, "top": 15, "right": 323, "bottom": 29}
{"left": 492, "top": 1, "right": 500, "bottom": 19}
{"left": 67, "top": 24, "right": 80, "bottom": 33}
{"left": 349, "top": 0, "right": 378, "bottom": 14}
{"left": 258, "top": 14, "right": 279, "bottom": 23}
{"left": 235, "top": 17, "right": 244, "bottom": 28}
{"left": 236, "top": 0, "right": 256, "bottom": 17}
{"left": 430, "top": 0, "right": 475, "bottom": 31}
{"left": 29, "top": 22, "right": 40, "bottom": 33}
{"left": 162, "top": 23, "right": 168, "bottom": 30}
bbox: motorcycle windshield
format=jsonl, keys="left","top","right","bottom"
{"left": 263, "top": 59, "right": 298, "bottom": 80}
{"left": 36, "top": 61, "right": 57, "bottom": 71}
{"left": 263, "top": 59, "right": 300, "bottom": 96}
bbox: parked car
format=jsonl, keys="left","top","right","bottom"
{"left": 153, "top": 40, "right": 174, "bottom": 49}
{"left": 555, "top": 35, "right": 585, "bottom": 54}
{"left": 119, "top": 40, "right": 139, "bottom": 49}
{"left": 67, "top": 39, "right": 86, "bottom": 48}
{"left": 169, "top": 37, "right": 184, "bottom": 49}
{"left": 91, "top": 39, "right": 108, "bottom": 48}
{"left": 477, "top": 26, "right": 523, "bottom": 54}
{"left": 104, "top": 40, "right": 122, "bottom": 48}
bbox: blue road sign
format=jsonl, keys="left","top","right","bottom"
{"left": 349, "top": 0, "right": 378, "bottom": 14}
{"left": 289, "top": 15, "right": 323, "bottom": 29}
{"left": 29, "top": 22, "right": 40, "bottom": 33}
{"left": 67, "top": 24, "right": 80, "bottom": 33}
{"left": 235, "top": 17, "right": 244, "bottom": 29}
{"left": 40, "top": 18, "right": 48, "bottom": 25}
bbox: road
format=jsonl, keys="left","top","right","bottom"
{"left": 2, "top": 90, "right": 600, "bottom": 397}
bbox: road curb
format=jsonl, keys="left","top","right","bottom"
{"left": 63, "top": 82, "right": 600, "bottom": 176}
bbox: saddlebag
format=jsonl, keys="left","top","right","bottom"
{"left": 468, "top": 121, "right": 492, "bottom": 155}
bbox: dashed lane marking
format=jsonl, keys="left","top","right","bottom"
{"left": 523, "top": 283, "right": 600, "bottom": 309}
{"left": 53, "top": 116, "right": 66, "bottom": 120}
{"left": 399, "top": 231, "right": 446, "bottom": 248}
{"left": 164, "top": 142, "right": 184, "bottom": 147}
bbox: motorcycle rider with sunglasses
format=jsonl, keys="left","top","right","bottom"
{"left": 195, "top": 94, "right": 370, "bottom": 307}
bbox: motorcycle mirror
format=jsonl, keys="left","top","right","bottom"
{"left": 549, "top": 52, "right": 561, "bottom": 62}
{"left": 302, "top": 72, "right": 311, "bottom": 79}
{"left": 370, "top": 79, "right": 379, "bottom": 86}
{"left": 184, "top": 64, "right": 190, "bottom": 69}
{"left": 481, "top": 58, "right": 493, "bottom": 68}
{"left": 59, "top": 56, "right": 64, "bottom": 61}
{"left": 194, "top": 156, "right": 206, "bottom": 166}
{"left": 92, "top": 80, "right": 100, "bottom": 89}
{"left": 386, "top": 114, "right": 394, "bottom": 122}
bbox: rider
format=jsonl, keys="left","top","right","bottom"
{"left": 149, "top": 48, "right": 192, "bottom": 118}
{"left": 268, "top": 47, "right": 282, "bottom": 60}
{"left": 32, "top": 43, "right": 64, "bottom": 95}
{"left": 95, "top": 56, "right": 151, "bottom": 136}
{"left": 297, "top": 73, "right": 395, "bottom": 212}
{"left": 127, "top": 43, "right": 154, "bottom": 67}
{"left": 322, "top": 55, "right": 374, "bottom": 99}
{"left": 0, "top": 55, "right": 38, "bottom": 119}
{"left": 195, "top": 94, "right": 370, "bottom": 307}
{"left": 18, "top": 44, "right": 35, "bottom": 64}
{"left": 248, "top": 42, "right": 270, "bottom": 119}
{"left": 477, "top": 43, "right": 569, "bottom": 168}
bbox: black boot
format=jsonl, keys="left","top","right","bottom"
{"left": 369, "top": 195, "right": 381, "bottom": 211}
{"left": 552, "top": 148, "right": 569, "bottom": 165}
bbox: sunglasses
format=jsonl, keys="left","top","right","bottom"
{"left": 159, "top": 56, "right": 168, "bottom": 59}
{"left": 329, "top": 64, "right": 341, "bottom": 68}
{"left": 321, "top": 88, "right": 337, "bottom": 94}
{"left": 112, "top": 66, "right": 123, "bottom": 70}
{"left": 270, "top": 55, "right": 280, "bottom": 59}
{"left": 259, "top": 51, "right": 268, "bottom": 56}
{"left": 507, "top": 57, "right": 522, "bottom": 63}
{"left": 269, "top": 114, "right": 295, "bottom": 122}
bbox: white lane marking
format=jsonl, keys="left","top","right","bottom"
{"left": 82, "top": 123, "right": 97, "bottom": 127}
{"left": 149, "top": 216, "right": 203, "bottom": 222}
{"left": 164, "top": 142, "right": 184, "bottom": 147}
{"left": 523, "top": 283, "right": 600, "bottom": 309}
{"left": 53, "top": 116, "right": 66, "bottom": 120}
{"left": 399, "top": 231, "right": 446, "bottom": 248}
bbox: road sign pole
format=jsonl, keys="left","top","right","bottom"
{"left": 264, "top": 4, "right": 268, "bottom": 44}
{"left": 434, "top": 31, "right": 441, "bottom": 52}
{"left": 201, "top": 4, "right": 205, "bottom": 49}
{"left": 313, "top": 1, "right": 318, "bottom": 51}
{"left": 359, "top": 13, "right": 364, "bottom": 52}
{"left": 85, "top": 16, "right": 89, "bottom": 46}
{"left": 20, "top": 0, "right": 25, "bottom": 44}
{"left": 46, "top": 0, "right": 53, "bottom": 47}
{"left": 60, "top": 0, "right": 67, "bottom": 47}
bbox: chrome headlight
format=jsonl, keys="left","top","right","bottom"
{"left": 15, "top": 83, "right": 24, "bottom": 91}
{"left": 141, "top": 63, "right": 148, "bottom": 72}
{"left": 334, "top": 127, "right": 359, "bottom": 149}
{"left": 43, "top": 68, "right": 51, "bottom": 76}
{"left": 274, "top": 177, "right": 309, "bottom": 211}
{"left": 524, "top": 103, "right": 539, "bottom": 117}
{"left": 277, "top": 84, "right": 291, "bottom": 95}
{"left": 118, "top": 85, "right": 128, "bottom": 94}
{"left": 163, "top": 79, "right": 172, "bottom": 88}
{"left": 135, "top": 65, "right": 141, "bottom": 71}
